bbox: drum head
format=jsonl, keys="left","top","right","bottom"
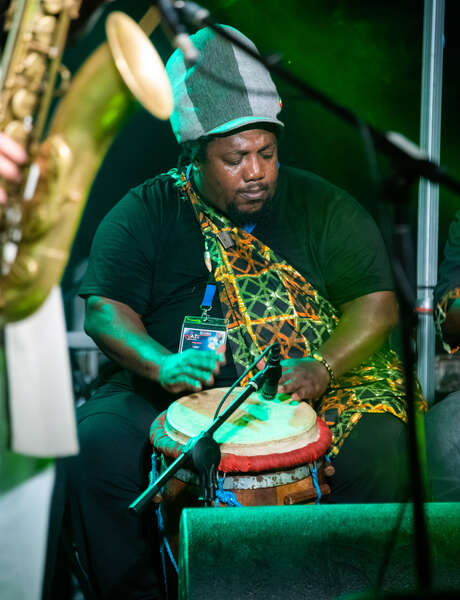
{"left": 165, "top": 388, "right": 319, "bottom": 457}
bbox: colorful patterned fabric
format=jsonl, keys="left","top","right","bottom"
{"left": 435, "top": 288, "right": 460, "bottom": 354}
{"left": 169, "top": 168, "right": 422, "bottom": 456}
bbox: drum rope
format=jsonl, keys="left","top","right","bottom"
{"left": 158, "top": 528, "right": 169, "bottom": 599}
{"left": 312, "top": 465, "right": 322, "bottom": 504}
{"left": 150, "top": 453, "right": 178, "bottom": 597}
{"left": 215, "top": 474, "right": 243, "bottom": 507}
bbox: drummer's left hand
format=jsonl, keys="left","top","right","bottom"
{"left": 277, "top": 358, "right": 330, "bottom": 402}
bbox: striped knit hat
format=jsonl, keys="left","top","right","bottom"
{"left": 165, "top": 26, "right": 284, "bottom": 143}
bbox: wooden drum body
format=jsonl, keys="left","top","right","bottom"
{"left": 151, "top": 388, "right": 333, "bottom": 548}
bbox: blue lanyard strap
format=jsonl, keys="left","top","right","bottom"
{"left": 201, "top": 278, "right": 217, "bottom": 312}
{"left": 200, "top": 251, "right": 217, "bottom": 318}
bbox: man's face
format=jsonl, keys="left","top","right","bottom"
{"left": 195, "top": 128, "right": 278, "bottom": 225}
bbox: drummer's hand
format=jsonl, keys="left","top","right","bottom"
{"left": 158, "top": 349, "right": 224, "bottom": 394}
{"left": 277, "top": 358, "right": 330, "bottom": 402}
{"left": 0, "top": 133, "right": 27, "bottom": 204}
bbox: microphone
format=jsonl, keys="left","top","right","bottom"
{"left": 260, "top": 343, "right": 282, "bottom": 401}
{"left": 155, "top": 0, "right": 199, "bottom": 64}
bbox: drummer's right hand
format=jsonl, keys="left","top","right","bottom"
{"left": 158, "top": 349, "right": 224, "bottom": 394}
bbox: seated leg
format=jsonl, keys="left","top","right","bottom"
{"left": 426, "top": 392, "right": 460, "bottom": 501}
{"left": 327, "top": 413, "right": 409, "bottom": 503}
{"left": 65, "top": 387, "right": 165, "bottom": 599}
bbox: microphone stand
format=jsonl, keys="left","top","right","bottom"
{"left": 170, "top": 2, "right": 460, "bottom": 597}
{"left": 129, "top": 356, "right": 270, "bottom": 515}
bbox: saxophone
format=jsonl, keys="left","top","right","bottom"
{"left": 0, "top": 2, "right": 171, "bottom": 324}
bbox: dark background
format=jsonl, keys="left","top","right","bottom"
{"left": 59, "top": 0, "right": 460, "bottom": 324}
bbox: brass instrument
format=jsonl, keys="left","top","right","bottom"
{"left": 0, "top": 3, "right": 173, "bottom": 324}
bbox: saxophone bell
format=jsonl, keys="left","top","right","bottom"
{"left": 106, "top": 9, "right": 173, "bottom": 121}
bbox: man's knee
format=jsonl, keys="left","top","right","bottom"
{"left": 426, "top": 393, "right": 460, "bottom": 501}
{"left": 329, "top": 413, "right": 409, "bottom": 503}
{"left": 69, "top": 412, "right": 153, "bottom": 498}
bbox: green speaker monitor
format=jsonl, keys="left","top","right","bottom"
{"left": 178, "top": 503, "right": 460, "bottom": 600}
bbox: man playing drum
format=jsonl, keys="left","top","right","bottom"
{"left": 68, "top": 25, "right": 415, "bottom": 600}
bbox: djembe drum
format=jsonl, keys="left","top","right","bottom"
{"left": 150, "top": 387, "right": 334, "bottom": 557}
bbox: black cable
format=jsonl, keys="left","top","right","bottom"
{"left": 357, "top": 118, "right": 432, "bottom": 593}
{"left": 357, "top": 115, "right": 431, "bottom": 594}
{"left": 375, "top": 498, "right": 410, "bottom": 591}
{"left": 357, "top": 121, "right": 407, "bottom": 593}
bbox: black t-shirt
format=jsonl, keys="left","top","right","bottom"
{"left": 80, "top": 166, "right": 393, "bottom": 402}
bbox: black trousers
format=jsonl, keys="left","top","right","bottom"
{"left": 327, "top": 412, "right": 410, "bottom": 503}
{"left": 426, "top": 392, "right": 460, "bottom": 501}
{"left": 65, "top": 386, "right": 164, "bottom": 600}
{"left": 61, "top": 390, "right": 409, "bottom": 600}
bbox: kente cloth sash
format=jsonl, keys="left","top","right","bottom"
{"left": 171, "top": 168, "right": 418, "bottom": 455}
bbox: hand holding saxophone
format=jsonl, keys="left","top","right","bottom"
{"left": 0, "top": 132, "right": 26, "bottom": 204}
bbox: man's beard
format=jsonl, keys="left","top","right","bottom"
{"left": 226, "top": 194, "right": 275, "bottom": 228}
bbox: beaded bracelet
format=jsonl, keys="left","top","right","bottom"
{"left": 312, "top": 352, "right": 335, "bottom": 383}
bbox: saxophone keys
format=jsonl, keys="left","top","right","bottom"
{"left": 2, "top": 242, "right": 19, "bottom": 271}
{"left": 42, "top": 0, "right": 66, "bottom": 15}
{"left": 4, "top": 121, "right": 28, "bottom": 147}
{"left": 33, "top": 15, "right": 57, "bottom": 48}
{"left": 23, "top": 163, "right": 41, "bottom": 201}
{"left": 23, "top": 52, "right": 47, "bottom": 90}
{"left": 8, "top": 254, "right": 39, "bottom": 284}
{"left": 53, "top": 65, "right": 71, "bottom": 96}
{"left": 11, "top": 89, "right": 37, "bottom": 120}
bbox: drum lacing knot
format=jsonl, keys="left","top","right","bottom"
{"left": 215, "top": 474, "right": 243, "bottom": 507}
{"left": 323, "top": 454, "right": 336, "bottom": 477}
